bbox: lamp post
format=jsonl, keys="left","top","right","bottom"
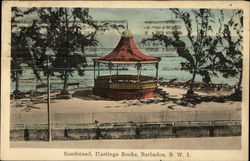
{"left": 108, "top": 62, "right": 113, "bottom": 83}
{"left": 116, "top": 64, "right": 119, "bottom": 75}
{"left": 137, "top": 62, "right": 141, "bottom": 81}
{"left": 47, "top": 56, "right": 52, "bottom": 142}
{"left": 97, "top": 62, "right": 100, "bottom": 77}
{"left": 93, "top": 61, "right": 96, "bottom": 80}
{"left": 155, "top": 62, "right": 159, "bottom": 83}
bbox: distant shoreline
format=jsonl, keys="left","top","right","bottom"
{"left": 10, "top": 79, "right": 235, "bottom": 95}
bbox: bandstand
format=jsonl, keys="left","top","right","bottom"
{"left": 92, "top": 29, "right": 161, "bottom": 99}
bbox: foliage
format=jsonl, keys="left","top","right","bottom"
{"left": 11, "top": 7, "right": 25, "bottom": 83}
{"left": 11, "top": 7, "right": 36, "bottom": 91}
{"left": 20, "top": 7, "right": 124, "bottom": 93}
{"left": 170, "top": 9, "right": 226, "bottom": 92}
{"left": 142, "top": 9, "right": 231, "bottom": 94}
{"left": 140, "top": 34, "right": 172, "bottom": 49}
{"left": 215, "top": 9, "right": 243, "bottom": 90}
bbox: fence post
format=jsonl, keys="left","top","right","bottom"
{"left": 24, "top": 126, "right": 29, "bottom": 141}
{"left": 172, "top": 123, "right": 176, "bottom": 138}
{"left": 64, "top": 126, "right": 68, "bottom": 139}
{"left": 19, "top": 112, "right": 21, "bottom": 124}
{"left": 161, "top": 111, "right": 164, "bottom": 123}
{"left": 135, "top": 124, "right": 140, "bottom": 139}
{"left": 165, "top": 111, "right": 168, "bottom": 122}
{"left": 47, "top": 57, "right": 52, "bottom": 142}
{"left": 209, "top": 121, "right": 214, "bottom": 137}
{"left": 91, "top": 112, "right": 94, "bottom": 123}
{"left": 47, "top": 71, "right": 51, "bottom": 142}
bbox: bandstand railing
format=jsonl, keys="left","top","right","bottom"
{"left": 94, "top": 75, "right": 157, "bottom": 90}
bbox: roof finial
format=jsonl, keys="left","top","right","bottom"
{"left": 126, "top": 22, "right": 128, "bottom": 29}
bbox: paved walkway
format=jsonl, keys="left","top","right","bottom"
{"left": 11, "top": 136, "right": 241, "bottom": 149}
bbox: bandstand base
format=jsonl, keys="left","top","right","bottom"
{"left": 92, "top": 88, "right": 157, "bottom": 100}
{"left": 92, "top": 75, "right": 158, "bottom": 100}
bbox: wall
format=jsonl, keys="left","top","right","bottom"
{"left": 11, "top": 110, "right": 241, "bottom": 126}
{"left": 10, "top": 121, "right": 241, "bottom": 141}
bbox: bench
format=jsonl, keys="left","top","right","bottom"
{"left": 36, "top": 84, "right": 47, "bottom": 90}
{"left": 36, "top": 82, "right": 79, "bottom": 90}
{"left": 67, "top": 82, "right": 80, "bottom": 87}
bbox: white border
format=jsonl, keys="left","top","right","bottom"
{"left": 1, "top": 1, "right": 249, "bottom": 160}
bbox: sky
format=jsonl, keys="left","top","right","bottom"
{"left": 16, "top": 8, "right": 239, "bottom": 36}
{"left": 88, "top": 8, "right": 238, "bottom": 36}
{"left": 89, "top": 8, "right": 175, "bottom": 34}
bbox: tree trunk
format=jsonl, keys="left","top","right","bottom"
{"left": 187, "top": 71, "right": 196, "bottom": 95}
{"left": 15, "top": 71, "right": 19, "bottom": 92}
{"left": 62, "top": 70, "right": 69, "bottom": 95}
{"left": 13, "top": 71, "right": 21, "bottom": 99}
{"left": 230, "top": 69, "right": 242, "bottom": 101}
{"left": 82, "top": 46, "right": 85, "bottom": 54}
{"left": 237, "top": 70, "right": 242, "bottom": 90}
{"left": 233, "top": 70, "right": 242, "bottom": 98}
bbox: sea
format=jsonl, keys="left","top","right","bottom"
{"left": 11, "top": 33, "right": 239, "bottom": 92}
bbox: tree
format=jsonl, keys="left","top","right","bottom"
{"left": 26, "top": 8, "right": 123, "bottom": 94}
{"left": 142, "top": 9, "right": 223, "bottom": 95}
{"left": 11, "top": 8, "right": 34, "bottom": 95}
{"left": 170, "top": 9, "right": 226, "bottom": 95}
{"left": 11, "top": 7, "right": 23, "bottom": 93}
{"left": 140, "top": 34, "right": 172, "bottom": 49}
{"left": 215, "top": 9, "right": 243, "bottom": 96}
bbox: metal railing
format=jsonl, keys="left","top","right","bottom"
{"left": 11, "top": 110, "right": 241, "bottom": 129}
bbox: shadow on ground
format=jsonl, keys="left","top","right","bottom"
{"left": 71, "top": 88, "right": 242, "bottom": 111}
{"left": 72, "top": 89, "right": 111, "bottom": 101}
{"left": 165, "top": 93, "right": 242, "bottom": 108}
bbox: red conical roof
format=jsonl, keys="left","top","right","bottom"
{"left": 94, "top": 29, "right": 159, "bottom": 62}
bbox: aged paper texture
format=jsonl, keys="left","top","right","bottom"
{"left": 1, "top": 1, "right": 249, "bottom": 161}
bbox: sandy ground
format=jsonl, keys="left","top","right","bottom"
{"left": 11, "top": 87, "right": 241, "bottom": 113}
{"left": 9, "top": 88, "right": 242, "bottom": 150}
{"left": 10, "top": 87, "right": 241, "bottom": 126}
{"left": 10, "top": 136, "right": 241, "bottom": 149}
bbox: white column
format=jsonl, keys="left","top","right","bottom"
{"left": 46, "top": 57, "right": 51, "bottom": 142}
{"left": 97, "top": 62, "right": 100, "bottom": 77}
{"left": 137, "top": 62, "right": 141, "bottom": 81}
{"left": 109, "top": 62, "right": 112, "bottom": 83}
{"left": 155, "top": 62, "right": 159, "bottom": 83}
{"left": 116, "top": 64, "right": 118, "bottom": 75}
{"left": 93, "top": 61, "right": 96, "bottom": 80}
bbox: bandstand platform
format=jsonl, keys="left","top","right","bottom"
{"left": 93, "top": 75, "right": 158, "bottom": 99}
{"left": 92, "top": 28, "right": 161, "bottom": 99}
